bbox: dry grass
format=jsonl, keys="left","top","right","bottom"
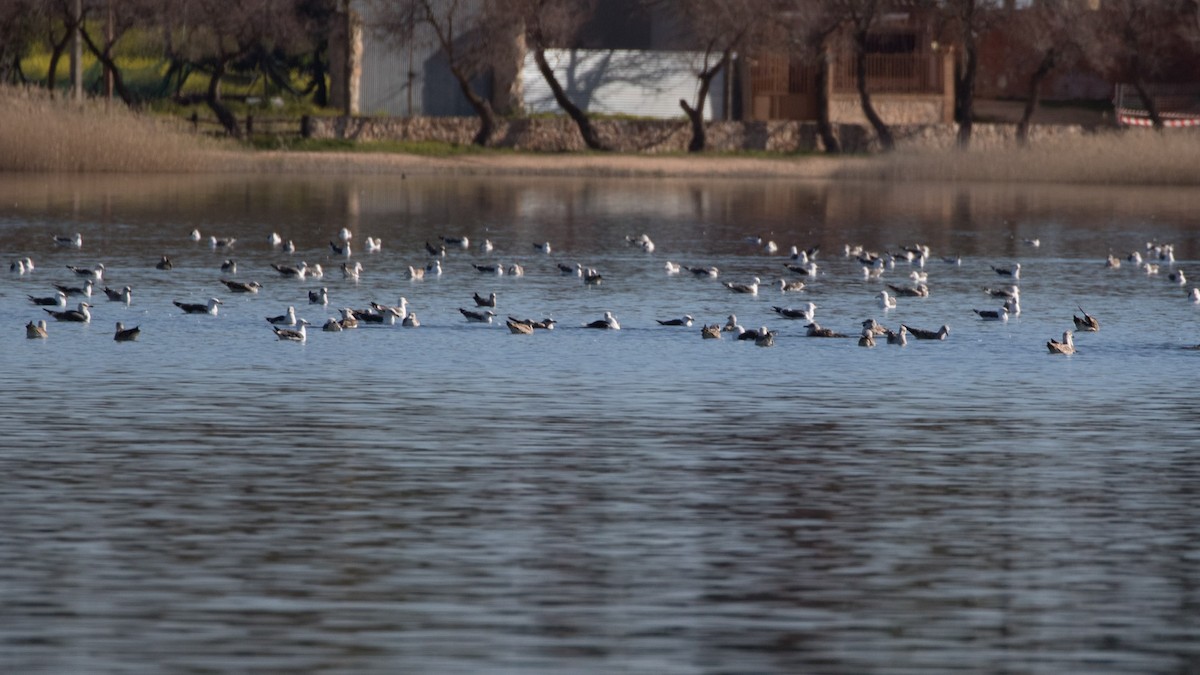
{"left": 0, "top": 85, "right": 241, "bottom": 173}
{"left": 4, "top": 84, "right": 1199, "bottom": 185}
{"left": 839, "top": 129, "right": 1200, "bottom": 186}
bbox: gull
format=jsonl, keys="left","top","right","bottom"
{"left": 1127, "top": 251, "right": 1143, "bottom": 264}
{"left": 861, "top": 318, "right": 888, "bottom": 336}
{"left": 322, "top": 318, "right": 343, "bottom": 332}
{"left": 408, "top": 266, "right": 425, "bottom": 280}
{"left": 723, "top": 277, "right": 760, "bottom": 295}
{"left": 656, "top": 315, "right": 693, "bottom": 327}
{"left": 789, "top": 246, "right": 808, "bottom": 263}
{"left": 888, "top": 283, "right": 929, "bottom": 298}
{"left": 365, "top": 237, "right": 382, "bottom": 252}
{"left": 55, "top": 280, "right": 93, "bottom": 297}
{"left": 858, "top": 328, "right": 876, "bottom": 348}
{"left": 45, "top": 302, "right": 91, "bottom": 322}
{"left": 26, "top": 319, "right": 49, "bottom": 339}
{"left": 156, "top": 255, "right": 173, "bottom": 270}
{"left": 983, "top": 285, "right": 1020, "bottom": 299}
{"left": 1023, "top": 238, "right": 1041, "bottom": 247}
{"left": 371, "top": 297, "right": 407, "bottom": 320}
{"left": 1190, "top": 287, "right": 1200, "bottom": 304}
{"left": 174, "top": 298, "right": 222, "bottom": 315}
{"left": 359, "top": 306, "right": 402, "bottom": 325}
{"left": 991, "top": 262, "right": 1020, "bottom": 278}
{"left": 862, "top": 265, "right": 884, "bottom": 280}
{"left": 479, "top": 239, "right": 494, "bottom": 253}
{"left": 29, "top": 291, "right": 67, "bottom": 307}
{"left": 508, "top": 317, "right": 556, "bottom": 331}
{"left": 425, "top": 260, "right": 442, "bottom": 276}
{"left": 402, "top": 312, "right": 421, "bottom": 327}
{"left": 942, "top": 255, "right": 962, "bottom": 265}
{"left": 755, "top": 327, "right": 776, "bottom": 347}
{"left": 901, "top": 324, "right": 950, "bottom": 340}
{"left": 764, "top": 241, "right": 778, "bottom": 254}
{"left": 778, "top": 279, "right": 806, "bottom": 292}
{"left": 190, "top": 228, "right": 202, "bottom": 241}
{"left": 221, "top": 259, "right": 238, "bottom": 273}
{"left": 342, "top": 261, "right": 363, "bottom": 280}
{"left": 103, "top": 285, "right": 132, "bottom": 304}
{"left": 113, "top": 322, "right": 140, "bottom": 342}
{"left": 221, "top": 279, "right": 262, "bottom": 293}
{"left": 878, "top": 290, "right": 897, "bottom": 309}
{"left": 1047, "top": 330, "right": 1075, "bottom": 355}
{"left": 909, "top": 270, "right": 928, "bottom": 283}
{"left": 329, "top": 240, "right": 351, "bottom": 257}
{"left": 974, "top": 307, "right": 1009, "bottom": 321}
{"left": 773, "top": 303, "right": 816, "bottom": 321}
{"left": 474, "top": 292, "right": 497, "bottom": 308}
{"left": 701, "top": 324, "right": 722, "bottom": 339}
{"left": 268, "top": 232, "right": 282, "bottom": 247}
{"left": 1169, "top": 269, "right": 1187, "bottom": 285}
{"left": 805, "top": 322, "right": 848, "bottom": 338}
{"left": 785, "top": 262, "right": 818, "bottom": 276}
{"left": 10, "top": 258, "right": 31, "bottom": 275}
{"left": 886, "top": 325, "right": 908, "bottom": 346}
{"left": 266, "top": 306, "right": 298, "bottom": 326}
{"left": 54, "top": 233, "right": 83, "bottom": 248}
{"left": 272, "top": 261, "right": 308, "bottom": 278}
{"left": 665, "top": 261, "right": 681, "bottom": 275}
{"left": 1105, "top": 254, "right": 1121, "bottom": 268}
{"left": 337, "top": 308, "right": 359, "bottom": 329}
{"left": 723, "top": 314, "right": 742, "bottom": 332}
{"left": 272, "top": 319, "right": 311, "bottom": 343}
{"left": 626, "top": 234, "right": 655, "bottom": 252}
{"left": 507, "top": 263, "right": 524, "bottom": 276}
{"left": 1073, "top": 307, "right": 1099, "bottom": 332}
{"left": 583, "top": 268, "right": 603, "bottom": 285}
{"left": 558, "top": 262, "right": 582, "bottom": 276}
{"left": 533, "top": 241, "right": 552, "bottom": 254}
{"left": 338, "top": 227, "right": 352, "bottom": 242}
{"left": 506, "top": 319, "right": 534, "bottom": 334}
{"left": 209, "top": 236, "right": 236, "bottom": 249}
{"left": 736, "top": 326, "right": 765, "bottom": 341}
{"left": 459, "top": 307, "right": 496, "bottom": 323}
{"left": 440, "top": 235, "right": 469, "bottom": 249}
{"left": 67, "top": 263, "right": 104, "bottom": 280}
{"left": 1143, "top": 262, "right": 1160, "bottom": 275}
{"left": 474, "top": 262, "right": 505, "bottom": 275}
{"left": 283, "top": 240, "right": 296, "bottom": 254}
{"left": 309, "top": 287, "right": 329, "bottom": 305}
{"left": 425, "top": 241, "right": 446, "bottom": 257}
{"left": 585, "top": 311, "right": 620, "bottom": 330}
{"left": 1004, "top": 296, "right": 1021, "bottom": 316}
{"left": 685, "top": 265, "right": 719, "bottom": 278}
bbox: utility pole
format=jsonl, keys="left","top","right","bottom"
{"left": 69, "top": 0, "right": 83, "bottom": 100}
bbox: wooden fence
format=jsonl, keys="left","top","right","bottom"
{"left": 185, "top": 111, "right": 313, "bottom": 139}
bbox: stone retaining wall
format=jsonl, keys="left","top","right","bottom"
{"left": 306, "top": 115, "right": 1094, "bottom": 155}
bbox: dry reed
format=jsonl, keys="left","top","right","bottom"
{"left": 0, "top": 85, "right": 241, "bottom": 173}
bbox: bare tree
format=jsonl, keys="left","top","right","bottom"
{"left": 372, "top": 0, "right": 500, "bottom": 145}
{"left": 78, "top": 0, "right": 164, "bottom": 107}
{"left": 502, "top": 0, "right": 606, "bottom": 150}
{"left": 774, "top": 1, "right": 846, "bottom": 154}
{"left": 1087, "top": 0, "right": 1192, "bottom": 129}
{"left": 943, "top": 0, "right": 1005, "bottom": 148}
{"left": 837, "top": 0, "right": 895, "bottom": 151}
{"left": 1003, "top": 0, "right": 1089, "bottom": 145}
{"left": 0, "top": 0, "right": 41, "bottom": 85}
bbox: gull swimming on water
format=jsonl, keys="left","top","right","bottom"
{"left": 174, "top": 298, "right": 222, "bottom": 315}
{"left": 459, "top": 307, "right": 496, "bottom": 323}
{"left": 309, "top": 287, "right": 329, "bottom": 305}
{"left": 54, "top": 233, "right": 83, "bottom": 248}
{"left": 67, "top": 263, "right": 105, "bottom": 280}
{"left": 473, "top": 291, "right": 497, "bottom": 308}
{"left": 329, "top": 240, "right": 351, "bottom": 257}
{"left": 113, "top": 322, "right": 140, "bottom": 342}
{"left": 364, "top": 237, "right": 382, "bottom": 252}
{"left": 533, "top": 242, "right": 552, "bottom": 254}
{"left": 878, "top": 290, "right": 897, "bottom": 309}
{"left": 885, "top": 325, "right": 908, "bottom": 346}
{"left": 805, "top": 322, "right": 848, "bottom": 338}
{"left": 221, "top": 279, "right": 262, "bottom": 293}
{"left": 28, "top": 291, "right": 67, "bottom": 307}
{"left": 1047, "top": 330, "right": 1075, "bottom": 355}
{"left": 506, "top": 319, "right": 535, "bottom": 335}
{"left": 338, "top": 227, "right": 352, "bottom": 242}
{"left": 26, "top": 319, "right": 49, "bottom": 339}
{"left": 156, "top": 255, "right": 172, "bottom": 270}
{"left": 103, "top": 285, "right": 132, "bottom": 304}
{"left": 773, "top": 303, "right": 816, "bottom": 321}
{"left": 664, "top": 261, "right": 681, "bottom": 275}
{"left": 778, "top": 279, "right": 806, "bottom": 292}
{"left": 272, "top": 261, "right": 308, "bottom": 278}
{"left": 701, "top": 324, "right": 722, "bottom": 339}
{"left": 724, "top": 277, "right": 760, "bottom": 295}
{"left": 656, "top": 315, "right": 693, "bottom": 326}
{"left": 723, "top": 314, "right": 742, "bottom": 333}
{"left": 190, "top": 229, "right": 202, "bottom": 242}
{"left": 342, "top": 262, "right": 363, "bottom": 280}
{"left": 974, "top": 307, "right": 1009, "bottom": 321}
{"left": 408, "top": 266, "right": 425, "bottom": 280}
{"left": 585, "top": 311, "right": 620, "bottom": 330}
{"left": 902, "top": 324, "right": 950, "bottom": 340}
{"left": 440, "top": 235, "right": 469, "bottom": 249}
{"left": 55, "top": 280, "right": 93, "bottom": 297}
{"left": 755, "top": 327, "right": 776, "bottom": 347}
{"left": 474, "top": 262, "right": 505, "bottom": 275}
{"left": 266, "top": 306, "right": 298, "bottom": 326}
{"left": 221, "top": 259, "right": 238, "bottom": 273}
{"left": 858, "top": 327, "right": 876, "bottom": 348}
{"left": 1072, "top": 307, "right": 1099, "bottom": 332}
{"left": 507, "top": 263, "right": 524, "bottom": 276}
{"left": 209, "top": 236, "right": 236, "bottom": 249}
{"left": 991, "top": 263, "right": 1020, "bottom": 278}
{"left": 685, "top": 265, "right": 720, "bottom": 278}
{"left": 273, "top": 319, "right": 311, "bottom": 343}
{"left": 402, "top": 312, "right": 420, "bottom": 327}
{"left": 45, "top": 302, "right": 91, "bottom": 322}
{"left": 426, "top": 260, "right": 443, "bottom": 276}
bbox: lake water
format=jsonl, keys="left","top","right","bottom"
{"left": 2, "top": 172, "right": 1199, "bottom": 674}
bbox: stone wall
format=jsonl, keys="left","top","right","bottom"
{"left": 305, "top": 115, "right": 1091, "bottom": 155}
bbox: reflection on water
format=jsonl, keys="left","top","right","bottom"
{"left": 1, "top": 173, "right": 1199, "bottom": 673}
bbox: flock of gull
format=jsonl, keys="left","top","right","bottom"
{"left": 11, "top": 228, "right": 1196, "bottom": 354}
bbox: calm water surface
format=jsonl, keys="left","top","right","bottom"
{"left": 1, "top": 173, "right": 1199, "bottom": 674}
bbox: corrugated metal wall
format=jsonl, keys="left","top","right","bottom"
{"left": 522, "top": 50, "right": 728, "bottom": 120}
{"left": 357, "top": 19, "right": 490, "bottom": 117}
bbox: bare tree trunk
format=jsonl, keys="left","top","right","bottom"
{"left": 533, "top": 46, "right": 606, "bottom": 151}
{"left": 46, "top": 28, "right": 73, "bottom": 93}
{"left": 853, "top": 30, "right": 894, "bottom": 151}
{"left": 1131, "top": 72, "right": 1163, "bottom": 129}
{"left": 815, "top": 45, "right": 840, "bottom": 154}
{"left": 956, "top": 32, "right": 978, "bottom": 148}
{"left": 447, "top": 62, "right": 497, "bottom": 146}
{"left": 679, "top": 49, "right": 730, "bottom": 153}
{"left": 79, "top": 26, "right": 135, "bottom": 107}
{"left": 1016, "top": 49, "right": 1057, "bottom": 146}
{"left": 207, "top": 62, "right": 241, "bottom": 138}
